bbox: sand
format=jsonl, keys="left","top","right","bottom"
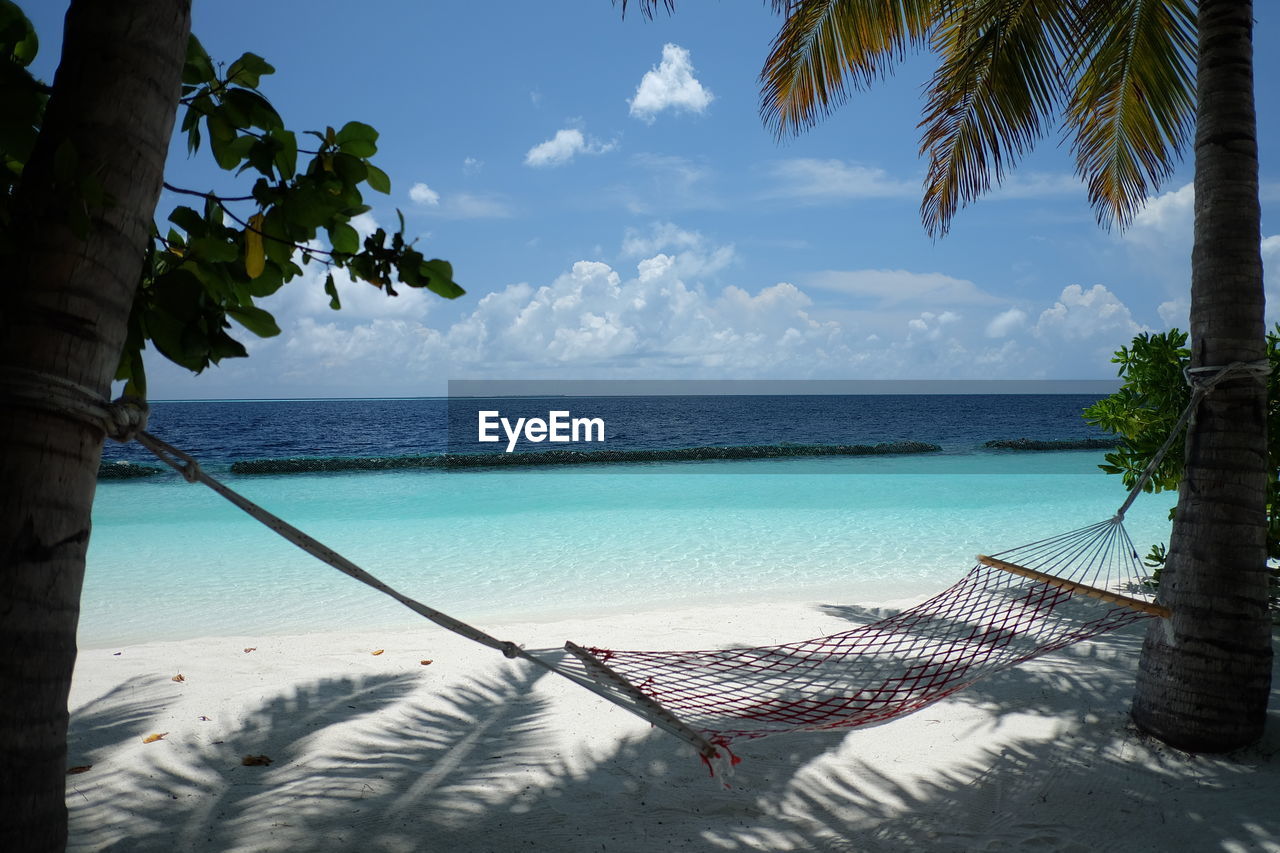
{"left": 66, "top": 599, "right": 1280, "bottom": 852}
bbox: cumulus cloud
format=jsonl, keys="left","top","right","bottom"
{"left": 628, "top": 44, "right": 713, "bottom": 122}
{"left": 144, "top": 224, "right": 1171, "bottom": 399}
{"left": 524, "top": 128, "right": 617, "bottom": 167}
{"left": 1035, "top": 284, "right": 1144, "bottom": 341}
{"left": 766, "top": 159, "right": 914, "bottom": 201}
{"left": 462, "top": 157, "right": 483, "bottom": 174}
{"left": 622, "top": 222, "right": 706, "bottom": 257}
{"left": 408, "top": 182, "right": 440, "bottom": 206}
{"left": 986, "top": 308, "right": 1028, "bottom": 338}
{"left": 1124, "top": 183, "right": 1194, "bottom": 254}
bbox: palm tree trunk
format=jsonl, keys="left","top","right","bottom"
{"left": 0, "top": 2, "right": 190, "bottom": 849}
{"left": 1131, "top": 0, "right": 1272, "bottom": 752}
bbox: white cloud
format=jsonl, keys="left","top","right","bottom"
{"left": 628, "top": 44, "right": 713, "bottom": 122}
{"left": 621, "top": 222, "right": 705, "bottom": 257}
{"left": 806, "top": 269, "right": 999, "bottom": 306}
{"left": 408, "top": 182, "right": 440, "bottom": 206}
{"left": 145, "top": 225, "right": 1169, "bottom": 398}
{"left": 1035, "top": 284, "right": 1144, "bottom": 341}
{"left": 622, "top": 223, "right": 733, "bottom": 281}
{"left": 766, "top": 159, "right": 914, "bottom": 201}
{"left": 525, "top": 128, "right": 616, "bottom": 168}
{"left": 1125, "top": 183, "right": 1194, "bottom": 253}
{"left": 986, "top": 308, "right": 1028, "bottom": 338}
{"left": 1157, "top": 299, "right": 1189, "bottom": 328}
{"left": 462, "top": 157, "right": 483, "bottom": 174}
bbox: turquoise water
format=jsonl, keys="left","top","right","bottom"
{"left": 81, "top": 452, "right": 1177, "bottom": 648}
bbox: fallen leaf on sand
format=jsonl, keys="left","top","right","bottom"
{"left": 241, "top": 754, "right": 272, "bottom": 766}
{"left": 67, "top": 765, "right": 92, "bottom": 775}
{"left": 243, "top": 647, "right": 256, "bottom": 653}
{"left": 171, "top": 674, "right": 185, "bottom": 682}
{"left": 142, "top": 733, "right": 168, "bottom": 744}
{"left": 420, "top": 660, "right": 433, "bottom": 666}
{"left": 371, "top": 649, "right": 384, "bottom": 656}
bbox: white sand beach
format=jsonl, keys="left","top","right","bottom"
{"left": 67, "top": 598, "right": 1280, "bottom": 853}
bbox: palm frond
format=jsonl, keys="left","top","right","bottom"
{"left": 1066, "top": 0, "right": 1195, "bottom": 229}
{"left": 761, "top": 0, "right": 935, "bottom": 138}
{"left": 919, "top": 0, "right": 1076, "bottom": 237}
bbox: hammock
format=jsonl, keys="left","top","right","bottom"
{"left": 554, "top": 517, "right": 1164, "bottom": 756}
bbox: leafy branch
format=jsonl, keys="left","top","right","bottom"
{"left": 1, "top": 8, "right": 463, "bottom": 398}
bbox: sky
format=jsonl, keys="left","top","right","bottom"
{"left": 25, "top": 1, "right": 1280, "bottom": 399}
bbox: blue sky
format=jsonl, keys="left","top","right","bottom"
{"left": 27, "top": 2, "right": 1280, "bottom": 398}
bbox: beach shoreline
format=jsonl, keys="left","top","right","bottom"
{"left": 67, "top": 597, "right": 1280, "bottom": 852}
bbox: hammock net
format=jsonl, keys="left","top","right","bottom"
{"left": 553, "top": 517, "right": 1162, "bottom": 752}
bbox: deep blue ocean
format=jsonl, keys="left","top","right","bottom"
{"left": 86, "top": 395, "right": 1177, "bottom": 649}
{"left": 100, "top": 394, "right": 1112, "bottom": 469}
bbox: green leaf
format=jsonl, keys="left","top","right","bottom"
{"left": 328, "top": 221, "right": 359, "bottom": 254}
{"left": 223, "top": 88, "right": 283, "bottom": 131}
{"left": 334, "top": 121, "right": 378, "bottom": 157}
{"left": 421, "top": 258, "right": 464, "bottom": 299}
{"left": 365, "top": 163, "right": 391, "bottom": 194}
{"left": 226, "top": 52, "right": 275, "bottom": 89}
{"left": 226, "top": 305, "right": 281, "bottom": 337}
{"left": 182, "top": 35, "right": 216, "bottom": 85}
{"left": 0, "top": 1, "right": 39, "bottom": 67}
{"left": 332, "top": 153, "right": 367, "bottom": 186}
{"left": 324, "top": 272, "right": 341, "bottom": 310}
{"left": 271, "top": 129, "right": 297, "bottom": 180}
{"left": 190, "top": 235, "right": 239, "bottom": 263}
{"left": 168, "top": 205, "right": 205, "bottom": 236}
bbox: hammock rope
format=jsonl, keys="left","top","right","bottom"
{"left": 2, "top": 360, "right": 1266, "bottom": 762}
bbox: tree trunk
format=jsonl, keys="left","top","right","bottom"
{"left": 1131, "top": 0, "right": 1272, "bottom": 752}
{"left": 0, "top": 2, "right": 190, "bottom": 850}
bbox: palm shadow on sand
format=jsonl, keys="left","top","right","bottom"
{"left": 67, "top": 613, "right": 1280, "bottom": 853}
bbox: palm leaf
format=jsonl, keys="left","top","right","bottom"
{"left": 761, "top": 0, "right": 935, "bottom": 138}
{"left": 1065, "top": 0, "right": 1195, "bottom": 229}
{"left": 919, "top": 0, "right": 1076, "bottom": 236}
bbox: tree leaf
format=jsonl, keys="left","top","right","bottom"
{"left": 182, "top": 34, "right": 215, "bottom": 84}
{"left": 245, "top": 213, "right": 265, "bottom": 278}
{"left": 226, "top": 52, "right": 275, "bottom": 89}
{"left": 0, "top": 1, "right": 39, "bottom": 67}
{"left": 328, "top": 221, "right": 359, "bottom": 254}
{"left": 334, "top": 120, "right": 378, "bottom": 157}
{"left": 365, "top": 163, "right": 391, "bottom": 194}
{"left": 190, "top": 236, "right": 238, "bottom": 263}
{"left": 324, "top": 272, "right": 341, "bottom": 309}
{"left": 226, "top": 305, "right": 281, "bottom": 337}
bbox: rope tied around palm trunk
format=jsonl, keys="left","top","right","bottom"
{"left": 1113, "top": 358, "right": 1270, "bottom": 521}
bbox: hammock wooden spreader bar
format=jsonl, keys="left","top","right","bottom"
{"left": 977, "top": 554, "right": 1171, "bottom": 618}
{"left": 565, "top": 641, "right": 720, "bottom": 758}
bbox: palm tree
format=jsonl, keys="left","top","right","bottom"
{"left": 0, "top": 3, "right": 192, "bottom": 849}
{"left": 631, "top": 0, "right": 1270, "bottom": 752}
